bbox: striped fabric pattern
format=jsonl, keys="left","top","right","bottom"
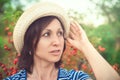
{"left": 58, "top": 68, "right": 90, "bottom": 80}
{"left": 4, "top": 68, "right": 91, "bottom": 80}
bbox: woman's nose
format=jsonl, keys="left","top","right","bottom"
{"left": 52, "top": 35, "right": 61, "bottom": 46}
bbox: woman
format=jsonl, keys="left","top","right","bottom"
{"left": 4, "top": 2, "right": 120, "bottom": 80}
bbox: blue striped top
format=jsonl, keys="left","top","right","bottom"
{"left": 4, "top": 68, "right": 91, "bottom": 80}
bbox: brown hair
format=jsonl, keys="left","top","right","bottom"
{"left": 18, "top": 16, "right": 66, "bottom": 74}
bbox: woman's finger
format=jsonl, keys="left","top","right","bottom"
{"left": 69, "top": 30, "right": 75, "bottom": 40}
{"left": 72, "top": 20, "right": 84, "bottom": 32}
{"left": 67, "top": 37, "right": 73, "bottom": 43}
{"left": 70, "top": 22, "right": 77, "bottom": 35}
{"left": 70, "top": 21, "right": 78, "bottom": 31}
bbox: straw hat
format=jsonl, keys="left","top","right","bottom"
{"left": 13, "top": 2, "right": 70, "bottom": 53}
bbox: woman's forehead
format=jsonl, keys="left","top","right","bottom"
{"left": 43, "top": 19, "right": 63, "bottom": 30}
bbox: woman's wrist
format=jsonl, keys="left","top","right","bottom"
{"left": 79, "top": 41, "right": 96, "bottom": 55}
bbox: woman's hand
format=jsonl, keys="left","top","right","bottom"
{"left": 67, "top": 20, "right": 91, "bottom": 51}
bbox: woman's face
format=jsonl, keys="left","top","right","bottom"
{"left": 34, "top": 19, "right": 64, "bottom": 63}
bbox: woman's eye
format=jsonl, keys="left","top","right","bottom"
{"left": 58, "top": 31, "right": 63, "bottom": 36}
{"left": 43, "top": 32, "right": 50, "bottom": 37}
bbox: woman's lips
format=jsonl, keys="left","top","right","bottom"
{"left": 49, "top": 50, "right": 61, "bottom": 56}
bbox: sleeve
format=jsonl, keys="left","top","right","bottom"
{"left": 59, "top": 68, "right": 92, "bottom": 80}
{"left": 68, "top": 69, "right": 92, "bottom": 80}
{"left": 3, "top": 70, "right": 26, "bottom": 80}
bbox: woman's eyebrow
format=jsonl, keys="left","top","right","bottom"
{"left": 58, "top": 28, "right": 63, "bottom": 31}
{"left": 44, "top": 28, "right": 63, "bottom": 31}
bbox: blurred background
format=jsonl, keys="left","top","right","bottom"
{"left": 0, "top": 0, "right": 120, "bottom": 79}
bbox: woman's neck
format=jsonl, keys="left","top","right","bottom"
{"left": 27, "top": 59, "right": 59, "bottom": 80}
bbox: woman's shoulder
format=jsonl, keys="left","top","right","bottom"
{"left": 58, "top": 68, "right": 91, "bottom": 80}
{"left": 3, "top": 69, "right": 26, "bottom": 80}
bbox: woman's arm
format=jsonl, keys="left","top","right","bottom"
{"left": 67, "top": 21, "right": 120, "bottom": 80}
